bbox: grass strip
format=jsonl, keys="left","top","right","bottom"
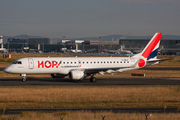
{"left": 0, "top": 86, "right": 180, "bottom": 109}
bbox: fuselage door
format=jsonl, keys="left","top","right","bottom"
{"left": 28, "top": 58, "right": 34, "bottom": 69}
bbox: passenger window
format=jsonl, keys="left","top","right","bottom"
{"left": 107, "top": 61, "right": 109, "bottom": 63}
{"left": 71, "top": 62, "right": 73, "bottom": 64}
{"left": 97, "top": 62, "right": 99, "bottom": 63}
{"left": 104, "top": 61, "right": 106, "bottom": 63}
{"left": 94, "top": 62, "right": 96, "bottom": 64}
{"left": 117, "top": 61, "right": 119, "bottom": 63}
{"left": 74, "top": 62, "right": 76, "bottom": 64}
{"left": 83, "top": 62, "right": 84, "bottom": 64}
{"left": 87, "top": 62, "right": 88, "bottom": 64}
{"left": 63, "top": 62, "right": 65, "bottom": 64}
{"left": 114, "top": 61, "right": 115, "bottom": 63}
{"left": 110, "top": 61, "right": 112, "bottom": 63}
{"left": 101, "top": 62, "right": 103, "bottom": 63}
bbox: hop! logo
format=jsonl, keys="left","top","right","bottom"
{"left": 38, "top": 60, "right": 62, "bottom": 68}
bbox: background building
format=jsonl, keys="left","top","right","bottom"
{"left": 3, "top": 36, "right": 180, "bottom": 55}
{"left": 8, "top": 38, "right": 52, "bottom": 44}
{"left": 119, "top": 39, "right": 180, "bottom": 55}
{"left": 8, "top": 38, "right": 28, "bottom": 44}
{"left": 28, "top": 38, "right": 52, "bottom": 44}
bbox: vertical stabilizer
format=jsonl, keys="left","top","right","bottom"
{"left": 141, "top": 33, "right": 161, "bottom": 60}
{"left": 132, "top": 33, "right": 162, "bottom": 68}
{"left": 121, "top": 46, "right": 123, "bottom": 51}
{"left": 101, "top": 45, "right": 107, "bottom": 52}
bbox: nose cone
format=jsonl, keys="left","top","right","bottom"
{"left": 4, "top": 67, "right": 12, "bottom": 73}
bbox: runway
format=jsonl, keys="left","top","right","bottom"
{"left": 0, "top": 77, "right": 180, "bottom": 86}
{"left": 0, "top": 107, "right": 180, "bottom": 115}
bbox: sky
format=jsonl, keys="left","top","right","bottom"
{"left": 1, "top": 0, "right": 180, "bottom": 38}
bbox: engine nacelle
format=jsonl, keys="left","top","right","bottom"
{"left": 51, "top": 74, "right": 66, "bottom": 78}
{"left": 68, "top": 70, "right": 84, "bottom": 80}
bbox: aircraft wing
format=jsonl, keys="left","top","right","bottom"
{"left": 84, "top": 66, "right": 128, "bottom": 74}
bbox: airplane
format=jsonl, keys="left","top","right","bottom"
{"left": 120, "top": 46, "right": 133, "bottom": 55}
{"left": 70, "top": 49, "right": 82, "bottom": 53}
{"left": 4, "top": 33, "right": 165, "bottom": 82}
{"left": 0, "top": 48, "right": 8, "bottom": 53}
{"left": 101, "top": 45, "right": 133, "bottom": 55}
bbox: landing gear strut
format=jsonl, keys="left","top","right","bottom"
{"left": 90, "top": 75, "right": 97, "bottom": 82}
{"left": 21, "top": 74, "right": 26, "bottom": 82}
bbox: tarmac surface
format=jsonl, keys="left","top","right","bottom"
{"left": 1, "top": 107, "right": 180, "bottom": 115}
{"left": 0, "top": 77, "right": 180, "bottom": 86}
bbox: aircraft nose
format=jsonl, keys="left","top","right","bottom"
{"left": 4, "top": 67, "right": 11, "bottom": 73}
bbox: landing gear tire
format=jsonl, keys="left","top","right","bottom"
{"left": 22, "top": 77, "right": 26, "bottom": 82}
{"left": 21, "top": 74, "right": 26, "bottom": 82}
{"left": 90, "top": 77, "right": 96, "bottom": 82}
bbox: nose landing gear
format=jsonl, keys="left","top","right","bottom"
{"left": 20, "top": 74, "right": 26, "bottom": 82}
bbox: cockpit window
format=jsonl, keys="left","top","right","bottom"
{"left": 13, "top": 61, "right": 22, "bottom": 64}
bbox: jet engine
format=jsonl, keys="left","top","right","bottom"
{"left": 68, "top": 70, "right": 84, "bottom": 80}
{"left": 51, "top": 74, "right": 66, "bottom": 78}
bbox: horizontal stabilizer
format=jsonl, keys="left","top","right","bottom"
{"left": 147, "top": 58, "right": 173, "bottom": 63}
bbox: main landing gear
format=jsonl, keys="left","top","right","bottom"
{"left": 90, "top": 75, "right": 97, "bottom": 82}
{"left": 20, "top": 74, "right": 26, "bottom": 82}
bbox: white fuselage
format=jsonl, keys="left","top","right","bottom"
{"left": 4, "top": 57, "right": 136, "bottom": 75}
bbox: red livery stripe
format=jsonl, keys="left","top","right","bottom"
{"left": 142, "top": 33, "right": 162, "bottom": 58}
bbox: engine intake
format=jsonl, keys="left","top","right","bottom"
{"left": 69, "top": 70, "right": 84, "bottom": 80}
